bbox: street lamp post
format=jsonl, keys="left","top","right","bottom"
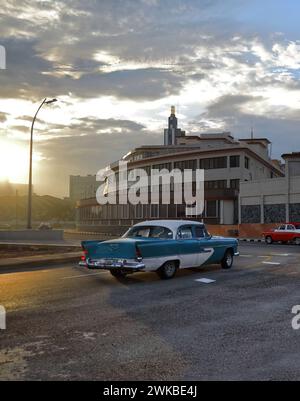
{"left": 27, "top": 98, "right": 57, "bottom": 229}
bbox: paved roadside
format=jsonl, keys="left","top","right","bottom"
{"left": 0, "top": 239, "right": 82, "bottom": 246}
{"left": 1, "top": 242, "right": 300, "bottom": 380}
{"left": 0, "top": 251, "right": 81, "bottom": 272}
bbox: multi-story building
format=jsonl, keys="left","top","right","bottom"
{"left": 239, "top": 152, "right": 300, "bottom": 238}
{"left": 76, "top": 107, "right": 284, "bottom": 235}
{"left": 69, "top": 174, "right": 98, "bottom": 201}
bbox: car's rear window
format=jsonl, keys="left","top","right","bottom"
{"left": 124, "top": 226, "right": 173, "bottom": 239}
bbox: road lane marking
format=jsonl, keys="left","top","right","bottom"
{"left": 262, "top": 261, "right": 281, "bottom": 265}
{"left": 195, "top": 278, "right": 216, "bottom": 284}
{"left": 240, "top": 254, "right": 252, "bottom": 257}
{"left": 61, "top": 271, "right": 106, "bottom": 279}
{"left": 270, "top": 253, "right": 290, "bottom": 257}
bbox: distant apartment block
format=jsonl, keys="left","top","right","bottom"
{"left": 69, "top": 175, "right": 98, "bottom": 201}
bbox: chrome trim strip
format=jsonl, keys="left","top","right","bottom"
{"left": 86, "top": 258, "right": 145, "bottom": 270}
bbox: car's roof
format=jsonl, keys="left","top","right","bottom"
{"left": 133, "top": 219, "right": 204, "bottom": 231}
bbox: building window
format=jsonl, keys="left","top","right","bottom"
{"left": 153, "top": 163, "right": 171, "bottom": 172}
{"left": 159, "top": 204, "right": 168, "bottom": 218}
{"left": 168, "top": 204, "right": 176, "bottom": 218}
{"left": 150, "top": 204, "right": 159, "bottom": 218}
{"left": 204, "top": 180, "right": 227, "bottom": 190}
{"left": 174, "top": 160, "right": 197, "bottom": 171}
{"left": 200, "top": 157, "right": 227, "bottom": 170}
{"left": 230, "top": 155, "right": 240, "bottom": 168}
{"left": 206, "top": 200, "right": 218, "bottom": 218}
{"left": 245, "top": 156, "right": 250, "bottom": 169}
{"left": 135, "top": 203, "right": 143, "bottom": 219}
{"left": 230, "top": 179, "right": 240, "bottom": 190}
{"left": 144, "top": 166, "right": 151, "bottom": 176}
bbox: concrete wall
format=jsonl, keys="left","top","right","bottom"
{"left": 206, "top": 224, "right": 238, "bottom": 237}
{"left": 223, "top": 200, "right": 235, "bottom": 225}
{"left": 240, "top": 175, "right": 300, "bottom": 224}
{"left": 0, "top": 230, "right": 64, "bottom": 241}
{"left": 239, "top": 223, "right": 277, "bottom": 239}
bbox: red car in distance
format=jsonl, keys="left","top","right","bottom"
{"left": 262, "top": 223, "right": 300, "bottom": 245}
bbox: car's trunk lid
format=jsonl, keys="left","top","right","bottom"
{"left": 82, "top": 238, "right": 139, "bottom": 260}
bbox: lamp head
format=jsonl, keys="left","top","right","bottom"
{"left": 45, "top": 98, "right": 57, "bottom": 104}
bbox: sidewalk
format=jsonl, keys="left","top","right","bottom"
{"left": 238, "top": 238, "right": 264, "bottom": 242}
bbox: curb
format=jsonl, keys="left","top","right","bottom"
{"left": 238, "top": 238, "right": 264, "bottom": 243}
{"left": 0, "top": 252, "right": 81, "bottom": 273}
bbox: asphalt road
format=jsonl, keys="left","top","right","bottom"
{"left": 1, "top": 242, "right": 300, "bottom": 381}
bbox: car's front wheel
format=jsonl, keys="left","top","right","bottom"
{"left": 110, "top": 269, "right": 127, "bottom": 279}
{"left": 265, "top": 236, "right": 273, "bottom": 245}
{"left": 221, "top": 249, "right": 234, "bottom": 269}
{"left": 157, "top": 261, "right": 178, "bottom": 279}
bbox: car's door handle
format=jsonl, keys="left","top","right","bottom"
{"left": 201, "top": 248, "right": 211, "bottom": 253}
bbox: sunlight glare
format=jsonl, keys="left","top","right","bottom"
{"left": 0, "top": 139, "right": 31, "bottom": 183}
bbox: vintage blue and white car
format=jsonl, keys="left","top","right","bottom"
{"left": 81, "top": 220, "right": 239, "bottom": 280}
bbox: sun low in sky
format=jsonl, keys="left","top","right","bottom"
{"left": 0, "top": 0, "right": 300, "bottom": 197}
{"left": 0, "top": 139, "right": 32, "bottom": 183}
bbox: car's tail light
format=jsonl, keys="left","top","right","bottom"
{"left": 135, "top": 246, "right": 142, "bottom": 260}
{"left": 81, "top": 249, "right": 88, "bottom": 261}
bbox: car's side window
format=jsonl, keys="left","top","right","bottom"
{"left": 177, "top": 226, "right": 193, "bottom": 239}
{"left": 278, "top": 225, "right": 286, "bottom": 230}
{"left": 194, "top": 225, "right": 205, "bottom": 238}
{"left": 287, "top": 225, "right": 295, "bottom": 230}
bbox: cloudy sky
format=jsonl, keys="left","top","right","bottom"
{"left": 1, "top": 0, "right": 300, "bottom": 197}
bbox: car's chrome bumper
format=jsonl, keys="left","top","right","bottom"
{"left": 234, "top": 252, "right": 240, "bottom": 256}
{"left": 83, "top": 258, "right": 145, "bottom": 271}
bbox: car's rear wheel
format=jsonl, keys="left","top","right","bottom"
{"left": 221, "top": 249, "right": 233, "bottom": 269}
{"left": 294, "top": 237, "right": 300, "bottom": 246}
{"left": 157, "top": 261, "right": 178, "bottom": 280}
{"left": 265, "top": 236, "right": 273, "bottom": 245}
{"left": 110, "top": 269, "right": 127, "bottom": 279}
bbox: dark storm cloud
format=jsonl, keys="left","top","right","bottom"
{"left": 9, "top": 115, "right": 147, "bottom": 141}
{"left": 0, "top": 37, "right": 185, "bottom": 100}
{"left": 75, "top": 117, "right": 145, "bottom": 132}
{"left": 0, "top": 0, "right": 243, "bottom": 102}
{"left": 191, "top": 93, "right": 300, "bottom": 159}
{"left": 205, "top": 94, "right": 264, "bottom": 118}
{"left": 34, "top": 129, "right": 162, "bottom": 196}
{"left": 40, "top": 116, "right": 147, "bottom": 138}
{"left": 1, "top": 0, "right": 300, "bottom": 196}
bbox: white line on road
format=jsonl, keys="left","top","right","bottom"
{"left": 270, "top": 253, "right": 290, "bottom": 257}
{"left": 262, "top": 261, "right": 281, "bottom": 265}
{"left": 61, "top": 271, "right": 106, "bottom": 279}
{"left": 239, "top": 254, "right": 252, "bottom": 257}
{"left": 195, "top": 278, "right": 216, "bottom": 284}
